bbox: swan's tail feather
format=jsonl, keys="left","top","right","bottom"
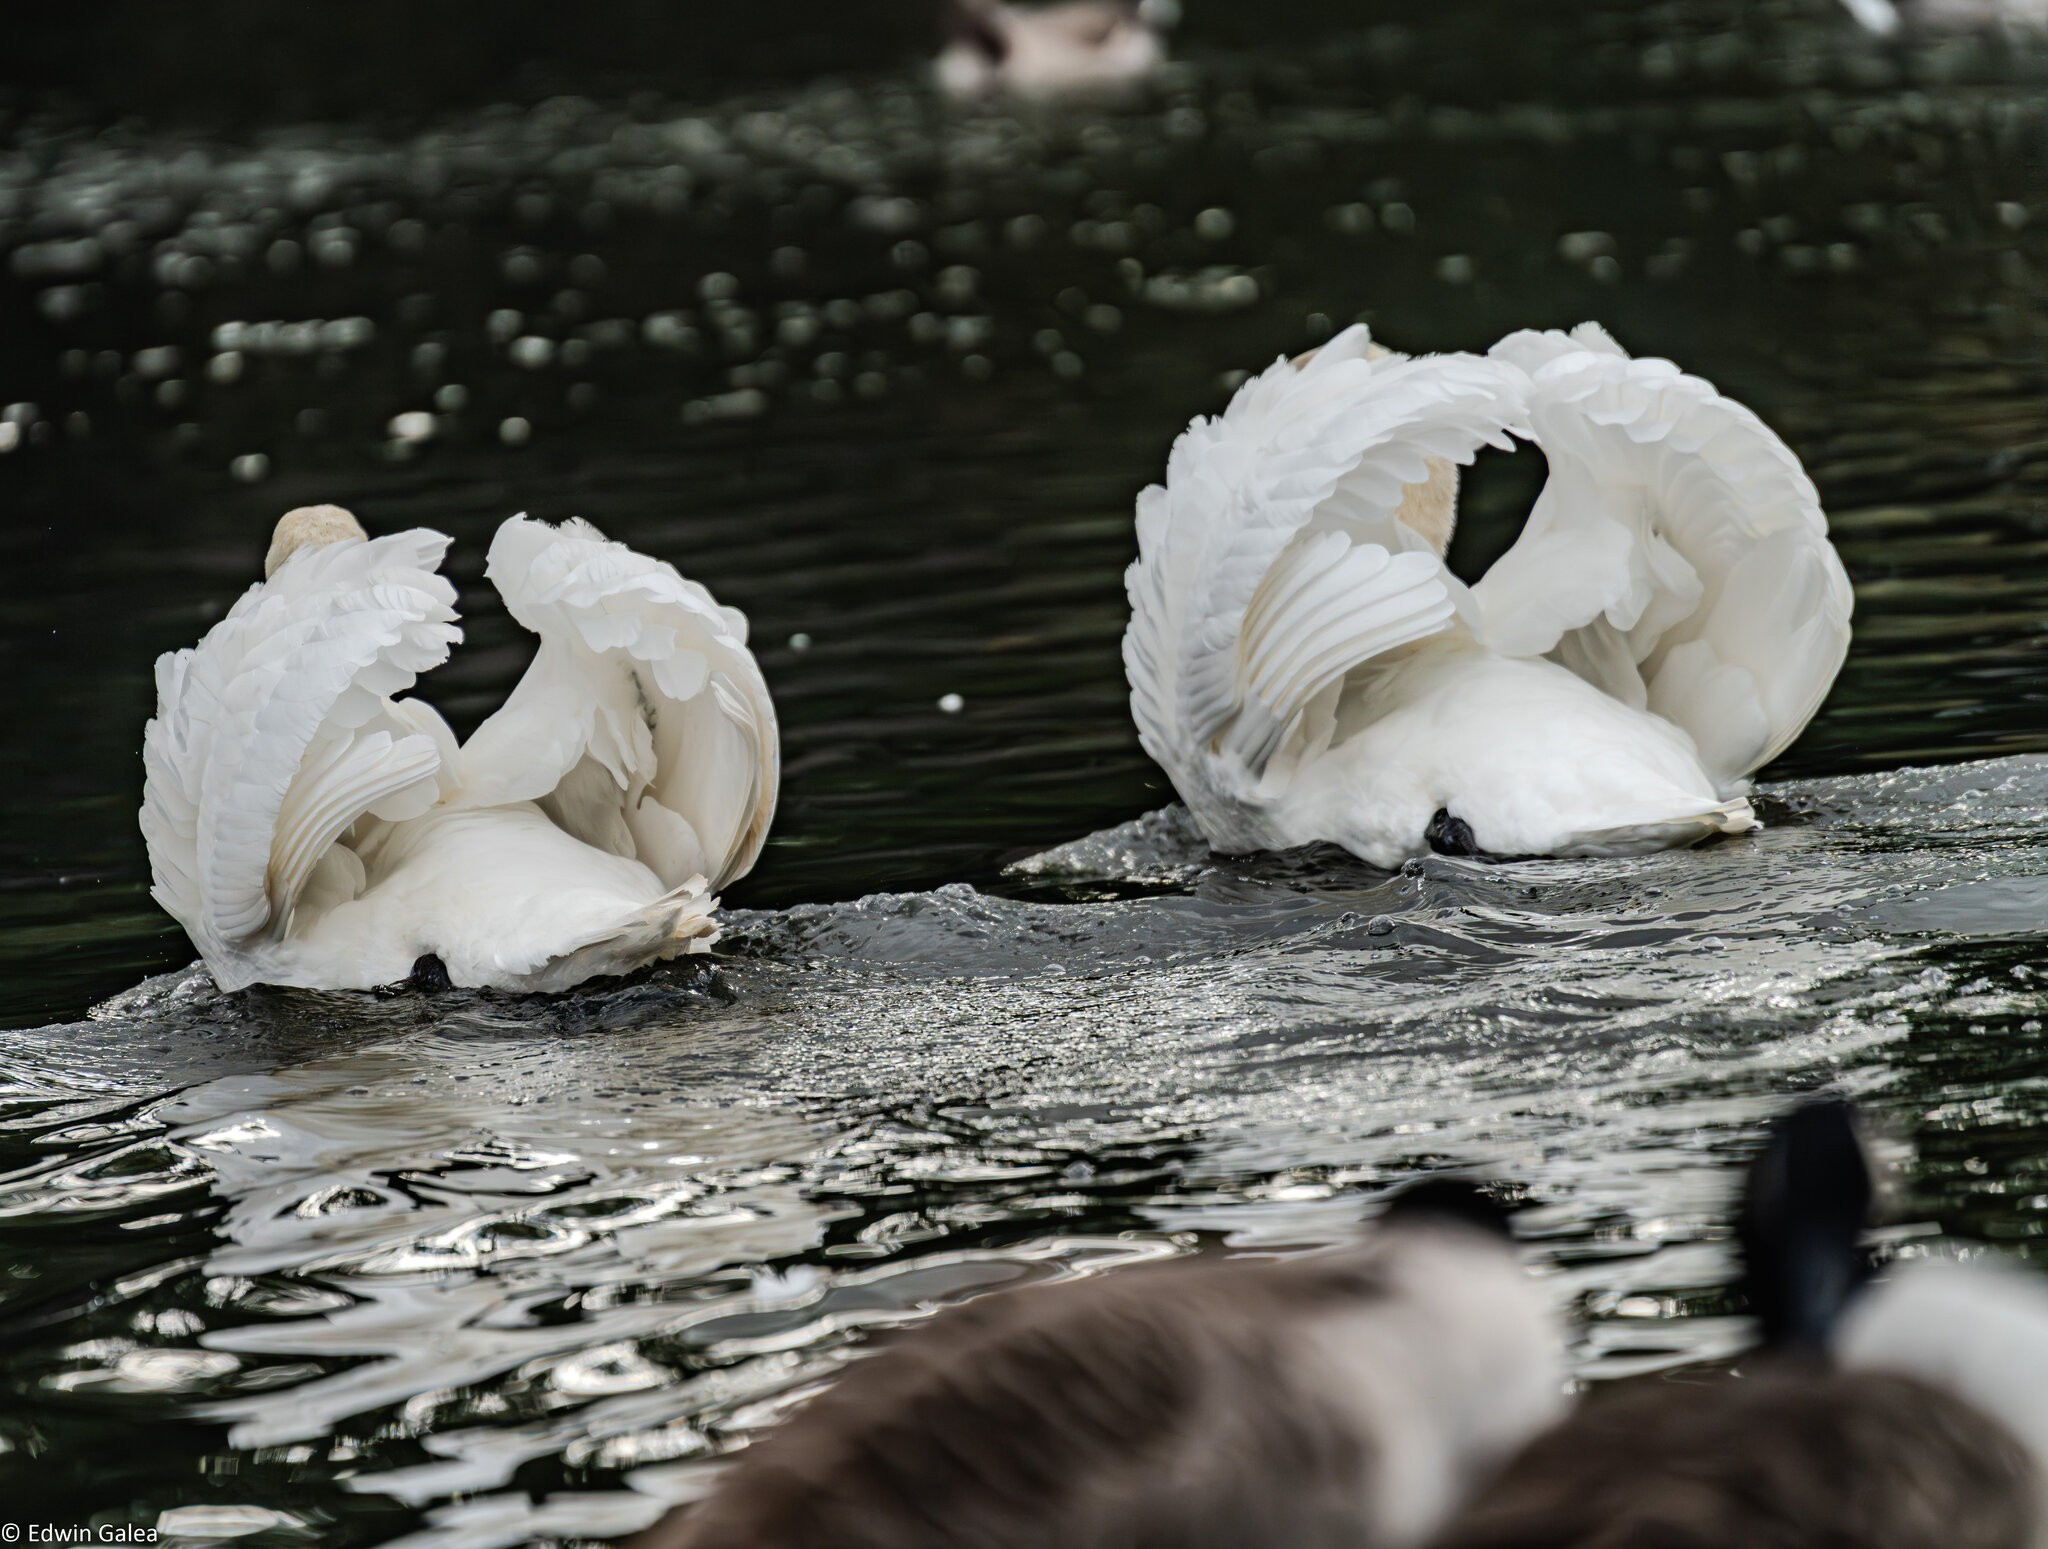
{"left": 519, "top": 875, "right": 721, "bottom": 991}
{"left": 1123, "top": 332, "right": 1528, "bottom": 839}
{"left": 462, "top": 516, "right": 779, "bottom": 893}
{"left": 1554, "top": 796, "right": 1757, "bottom": 858}
{"left": 140, "top": 530, "right": 461, "bottom": 985}
{"left": 1478, "top": 327, "right": 1852, "bottom": 789}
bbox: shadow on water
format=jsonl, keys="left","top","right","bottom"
{"left": 0, "top": 0, "right": 2046, "bottom": 1538}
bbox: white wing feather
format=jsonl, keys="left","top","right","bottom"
{"left": 139, "top": 532, "right": 461, "bottom": 983}
{"left": 460, "top": 516, "right": 778, "bottom": 892}
{"left": 1477, "top": 324, "right": 1853, "bottom": 786}
{"left": 1123, "top": 328, "right": 1529, "bottom": 817}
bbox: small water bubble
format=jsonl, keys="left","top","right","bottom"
{"left": 787, "top": 632, "right": 812, "bottom": 651}
{"left": 1435, "top": 254, "right": 1475, "bottom": 285}
{"left": 699, "top": 272, "right": 740, "bottom": 302}
{"left": 510, "top": 336, "right": 556, "bottom": 369}
{"left": 1194, "top": 207, "right": 1236, "bottom": 241}
{"left": 230, "top": 453, "right": 270, "bottom": 483}
{"left": 937, "top": 692, "right": 965, "bottom": 713}
{"left": 388, "top": 411, "right": 436, "bottom": 444}
{"left": 207, "top": 351, "right": 244, "bottom": 385}
{"left": 499, "top": 416, "right": 533, "bottom": 446}
{"left": 133, "top": 346, "right": 180, "bottom": 380}
{"left": 0, "top": 424, "right": 18, "bottom": 454}
{"left": 433, "top": 383, "right": 468, "bottom": 411}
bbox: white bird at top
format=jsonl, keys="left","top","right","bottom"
{"left": 1837, "top": 0, "right": 2048, "bottom": 32}
{"left": 1123, "top": 323, "right": 1853, "bottom": 867}
{"left": 935, "top": 0, "right": 1178, "bottom": 99}
{"left": 141, "top": 507, "right": 778, "bottom": 993}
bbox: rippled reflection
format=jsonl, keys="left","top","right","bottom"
{"left": 2, "top": 756, "right": 2045, "bottom": 1538}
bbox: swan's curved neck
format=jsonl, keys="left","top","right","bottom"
{"left": 266, "top": 505, "right": 369, "bottom": 577}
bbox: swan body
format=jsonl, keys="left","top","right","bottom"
{"left": 648, "top": 1192, "right": 1565, "bottom": 1549}
{"left": 935, "top": 0, "right": 1174, "bottom": 99}
{"left": 1123, "top": 324, "right": 1852, "bottom": 867}
{"left": 140, "top": 507, "right": 777, "bottom": 993}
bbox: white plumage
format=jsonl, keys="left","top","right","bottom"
{"left": 934, "top": 0, "right": 1175, "bottom": 99}
{"left": 1839, "top": 1255, "right": 2048, "bottom": 1535}
{"left": 141, "top": 507, "right": 778, "bottom": 992}
{"left": 1123, "top": 324, "right": 1853, "bottom": 867}
{"left": 1838, "top": 0, "right": 2048, "bottom": 34}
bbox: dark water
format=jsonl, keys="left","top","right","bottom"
{"left": 2, "top": 0, "right": 2047, "bottom": 1540}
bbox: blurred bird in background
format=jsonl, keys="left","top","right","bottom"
{"left": 1839, "top": 0, "right": 2048, "bottom": 34}
{"left": 935, "top": 0, "right": 1180, "bottom": 98}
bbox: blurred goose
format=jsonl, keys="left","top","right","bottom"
{"left": 1433, "top": 1097, "right": 2048, "bottom": 1549}
{"left": 643, "top": 1181, "right": 1567, "bottom": 1549}
{"left": 935, "top": 0, "right": 1177, "bottom": 98}
{"left": 141, "top": 506, "right": 778, "bottom": 992}
{"left": 1123, "top": 324, "right": 1853, "bottom": 867}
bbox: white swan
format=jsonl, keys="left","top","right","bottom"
{"left": 141, "top": 506, "right": 778, "bottom": 993}
{"left": 1122, "top": 323, "right": 1853, "bottom": 867}
{"left": 935, "top": 0, "right": 1177, "bottom": 99}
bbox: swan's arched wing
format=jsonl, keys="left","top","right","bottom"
{"left": 140, "top": 532, "right": 461, "bottom": 981}
{"left": 1476, "top": 325, "right": 1853, "bottom": 786}
{"left": 459, "top": 516, "right": 778, "bottom": 892}
{"left": 1124, "top": 328, "right": 1528, "bottom": 792}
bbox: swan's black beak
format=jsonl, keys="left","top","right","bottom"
{"left": 407, "top": 954, "right": 454, "bottom": 993}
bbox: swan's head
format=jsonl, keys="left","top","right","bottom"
{"left": 265, "top": 504, "right": 367, "bottom": 578}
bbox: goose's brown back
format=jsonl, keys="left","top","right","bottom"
{"left": 1432, "top": 1368, "right": 2034, "bottom": 1549}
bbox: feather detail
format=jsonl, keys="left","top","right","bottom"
{"left": 460, "top": 515, "right": 779, "bottom": 892}
{"left": 1478, "top": 328, "right": 1853, "bottom": 787}
{"left": 1122, "top": 329, "right": 1529, "bottom": 843}
{"left": 139, "top": 531, "right": 461, "bottom": 984}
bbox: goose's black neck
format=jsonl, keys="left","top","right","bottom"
{"left": 1737, "top": 1096, "right": 1874, "bottom": 1357}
